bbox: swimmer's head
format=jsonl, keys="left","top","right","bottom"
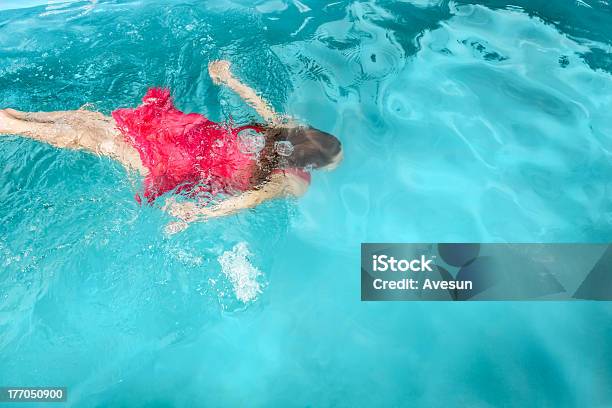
{"left": 266, "top": 126, "right": 342, "bottom": 170}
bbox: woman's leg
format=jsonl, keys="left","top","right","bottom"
{"left": 0, "top": 108, "right": 146, "bottom": 174}
{"left": 3, "top": 108, "right": 79, "bottom": 123}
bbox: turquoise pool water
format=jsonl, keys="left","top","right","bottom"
{"left": 1, "top": 0, "right": 612, "bottom": 406}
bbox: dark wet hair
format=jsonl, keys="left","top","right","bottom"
{"left": 264, "top": 126, "right": 342, "bottom": 169}
{"left": 249, "top": 125, "right": 341, "bottom": 188}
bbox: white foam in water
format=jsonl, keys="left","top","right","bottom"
{"left": 218, "top": 242, "right": 264, "bottom": 303}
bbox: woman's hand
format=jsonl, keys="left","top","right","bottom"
{"left": 208, "top": 60, "right": 233, "bottom": 85}
{"left": 163, "top": 198, "right": 212, "bottom": 235}
{"left": 165, "top": 199, "right": 203, "bottom": 223}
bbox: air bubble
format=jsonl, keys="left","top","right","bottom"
{"left": 237, "top": 128, "right": 266, "bottom": 155}
{"left": 275, "top": 140, "right": 294, "bottom": 156}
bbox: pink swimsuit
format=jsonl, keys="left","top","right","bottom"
{"left": 112, "top": 88, "right": 265, "bottom": 203}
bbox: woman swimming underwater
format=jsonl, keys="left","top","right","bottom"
{"left": 0, "top": 61, "right": 342, "bottom": 230}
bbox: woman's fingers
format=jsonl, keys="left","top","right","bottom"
{"left": 165, "top": 200, "right": 210, "bottom": 223}
{"left": 164, "top": 220, "right": 190, "bottom": 235}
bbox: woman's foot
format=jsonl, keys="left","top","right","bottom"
{"left": 2, "top": 108, "right": 60, "bottom": 123}
{"left": 0, "top": 109, "right": 23, "bottom": 134}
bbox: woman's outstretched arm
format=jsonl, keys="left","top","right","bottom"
{"left": 163, "top": 181, "right": 284, "bottom": 234}
{"left": 166, "top": 175, "right": 286, "bottom": 222}
{"left": 208, "top": 60, "right": 290, "bottom": 126}
{"left": 163, "top": 172, "right": 307, "bottom": 233}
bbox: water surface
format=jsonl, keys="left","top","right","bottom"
{"left": 1, "top": 0, "right": 611, "bottom": 406}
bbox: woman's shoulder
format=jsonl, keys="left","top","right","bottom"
{"left": 270, "top": 168, "right": 310, "bottom": 197}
